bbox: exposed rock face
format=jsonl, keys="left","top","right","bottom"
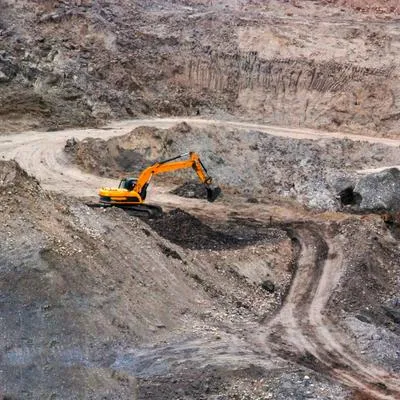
{"left": 65, "top": 124, "right": 400, "bottom": 210}
{"left": 324, "top": 0, "right": 400, "bottom": 14}
{"left": 1, "top": 1, "right": 400, "bottom": 134}
{"left": 355, "top": 168, "right": 400, "bottom": 212}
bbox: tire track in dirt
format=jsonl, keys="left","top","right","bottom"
{"left": 263, "top": 223, "right": 400, "bottom": 400}
{"left": 1, "top": 119, "right": 400, "bottom": 397}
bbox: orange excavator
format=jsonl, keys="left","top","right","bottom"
{"left": 91, "top": 152, "right": 221, "bottom": 217}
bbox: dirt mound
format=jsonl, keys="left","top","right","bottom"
{"left": 0, "top": 159, "right": 39, "bottom": 188}
{"left": 0, "top": 160, "right": 43, "bottom": 209}
{"left": 65, "top": 123, "right": 195, "bottom": 178}
{"left": 65, "top": 134, "right": 156, "bottom": 177}
{"left": 170, "top": 180, "right": 210, "bottom": 200}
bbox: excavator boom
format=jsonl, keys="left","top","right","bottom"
{"left": 133, "top": 152, "right": 218, "bottom": 201}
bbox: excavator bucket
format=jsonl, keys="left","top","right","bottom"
{"left": 206, "top": 186, "right": 221, "bottom": 202}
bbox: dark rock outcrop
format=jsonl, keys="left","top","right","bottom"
{"left": 355, "top": 168, "right": 400, "bottom": 212}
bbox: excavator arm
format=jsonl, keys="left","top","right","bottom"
{"left": 134, "top": 152, "right": 220, "bottom": 202}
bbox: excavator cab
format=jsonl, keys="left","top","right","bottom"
{"left": 119, "top": 178, "right": 136, "bottom": 191}
{"left": 119, "top": 177, "right": 148, "bottom": 200}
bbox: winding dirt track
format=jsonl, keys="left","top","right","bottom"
{"left": 261, "top": 225, "right": 400, "bottom": 400}
{"left": 1, "top": 118, "right": 400, "bottom": 398}
{"left": 1, "top": 117, "right": 400, "bottom": 199}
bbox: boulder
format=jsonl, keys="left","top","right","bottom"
{"left": 355, "top": 168, "right": 400, "bottom": 212}
{"left": 0, "top": 70, "right": 8, "bottom": 82}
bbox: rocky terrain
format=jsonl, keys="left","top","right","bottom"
{"left": 1, "top": 0, "right": 400, "bottom": 399}
{"left": 324, "top": 0, "right": 400, "bottom": 14}
{"left": 65, "top": 122, "right": 400, "bottom": 210}
{"left": 0, "top": 160, "right": 293, "bottom": 398}
{"left": 1, "top": 157, "right": 399, "bottom": 399}
{"left": 2, "top": 0, "right": 400, "bottom": 135}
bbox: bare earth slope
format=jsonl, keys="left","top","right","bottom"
{"left": 0, "top": 122, "right": 400, "bottom": 399}
{"left": 0, "top": 160, "right": 296, "bottom": 399}
{"left": 323, "top": 0, "right": 400, "bottom": 14}
{"left": 2, "top": 0, "right": 400, "bottom": 135}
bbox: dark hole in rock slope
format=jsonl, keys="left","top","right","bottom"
{"left": 261, "top": 280, "right": 275, "bottom": 293}
{"left": 338, "top": 187, "right": 362, "bottom": 206}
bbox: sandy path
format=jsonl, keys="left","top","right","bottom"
{"left": 263, "top": 226, "right": 400, "bottom": 399}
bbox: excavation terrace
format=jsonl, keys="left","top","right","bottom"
{"left": 1, "top": 1, "right": 400, "bottom": 399}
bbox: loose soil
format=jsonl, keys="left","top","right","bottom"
{"left": 1, "top": 0, "right": 400, "bottom": 396}
{"left": 0, "top": 157, "right": 399, "bottom": 399}
{"left": 170, "top": 180, "right": 210, "bottom": 200}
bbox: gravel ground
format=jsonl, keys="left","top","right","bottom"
{"left": 66, "top": 123, "right": 400, "bottom": 210}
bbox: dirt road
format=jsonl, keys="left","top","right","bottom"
{"left": 122, "top": 221, "right": 400, "bottom": 399}
{"left": 1, "top": 118, "right": 399, "bottom": 399}
{"left": 261, "top": 224, "right": 400, "bottom": 400}
{"left": 1, "top": 117, "right": 400, "bottom": 199}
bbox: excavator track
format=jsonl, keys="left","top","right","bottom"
{"left": 86, "top": 202, "right": 163, "bottom": 218}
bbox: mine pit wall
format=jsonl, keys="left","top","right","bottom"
{"left": 3, "top": 1, "right": 400, "bottom": 136}
{"left": 174, "top": 50, "right": 398, "bottom": 134}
